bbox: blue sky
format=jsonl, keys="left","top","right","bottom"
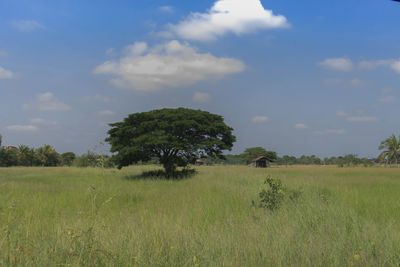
{"left": 1, "top": 0, "right": 399, "bottom": 157}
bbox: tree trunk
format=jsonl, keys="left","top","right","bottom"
{"left": 163, "top": 162, "right": 176, "bottom": 179}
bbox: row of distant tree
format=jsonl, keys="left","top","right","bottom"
{"left": 203, "top": 147, "right": 377, "bottom": 167}
{"left": 0, "top": 145, "right": 114, "bottom": 168}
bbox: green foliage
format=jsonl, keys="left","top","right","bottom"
{"left": 379, "top": 134, "right": 400, "bottom": 165}
{"left": 73, "top": 151, "right": 115, "bottom": 168}
{"left": 61, "top": 152, "right": 76, "bottom": 166}
{"left": 258, "top": 176, "right": 286, "bottom": 211}
{"left": 0, "top": 147, "right": 18, "bottom": 167}
{"left": 36, "top": 145, "right": 61, "bottom": 167}
{"left": 240, "top": 147, "right": 277, "bottom": 164}
{"left": 106, "top": 108, "right": 236, "bottom": 177}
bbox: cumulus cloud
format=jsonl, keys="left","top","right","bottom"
{"left": 294, "top": 123, "right": 308, "bottom": 129}
{"left": 12, "top": 20, "right": 45, "bottom": 32}
{"left": 97, "top": 110, "right": 116, "bottom": 116}
{"left": 6, "top": 125, "right": 38, "bottom": 132}
{"left": 23, "top": 92, "right": 71, "bottom": 111}
{"left": 252, "top": 116, "right": 269, "bottom": 123}
{"left": 193, "top": 92, "right": 210, "bottom": 103}
{"left": 166, "top": 0, "right": 289, "bottom": 41}
{"left": 0, "top": 66, "right": 13, "bottom": 79}
{"left": 94, "top": 40, "right": 245, "bottom": 91}
{"left": 314, "top": 129, "right": 346, "bottom": 135}
{"left": 318, "top": 57, "right": 353, "bottom": 72}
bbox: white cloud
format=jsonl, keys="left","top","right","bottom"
{"left": 379, "top": 96, "right": 395, "bottom": 103}
{"left": 295, "top": 123, "right": 308, "bottom": 129}
{"left": 0, "top": 66, "right": 13, "bottom": 79}
{"left": 159, "top": 6, "right": 174, "bottom": 13}
{"left": 193, "top": 92, "right": 210, "bottom": 103}
{"left": 350, "top": 78, "right": 366, "bottom": 87}
{"left": 29, "top": 118, "right": 57, "bottom": 126}
{"left": 358, "top": 59, "right": 393, "bottom": 70}
{"left": 391, "top": 61, "right": 400, "bottom": 74}
{"left": 318, "top": 57, "right": 353, "bottom": 72}
{"left": 94, "top": 40, "right": 245, "bottom": 91}
{"left": 106, "top": 48, "right": 115, "bottom": 56}
{"left": 6, "top": 125, "right": 38, "bottom": 132}
{"left": 23, "top": 92, "right": 71, "bottom": 111}
{"left": 81, "top": 94, "right": 112, "bottom": 103}
{"left": 336, "top": 111, "right": 348, "bottom": 117}
{"left": 12, "top": 20, "right": 45, "bottom": 32}
{"left": 358, "top": 59, "right": 400, "bottom": 75}
{"left": 314, "top": 129, "right": 346, "bottom": 135}
{"left": 167, "top": 0, "right": 289, "bottom": 41}
{"left": 252, "top": 116, "right": 269, "bottom": 123}
{"left": 97, "top": 110, "right": 116, "bottom": 116}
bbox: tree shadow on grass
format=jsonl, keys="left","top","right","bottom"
{"left": 124, "top": 168, "right": 197, "bottom": 181}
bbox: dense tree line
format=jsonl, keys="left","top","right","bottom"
{"left": 0, "top": 144, "right": 114, "bottom": 168}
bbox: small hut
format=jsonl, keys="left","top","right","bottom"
{"left": 252, "top": 156, "right": 270, "bottom": 168}
{"left": 195, "top": 159, "right": 205, "bottom": 166}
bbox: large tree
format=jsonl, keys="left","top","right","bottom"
{"left": 106, "top": 108, "right": 236, "bottom": 177}
{"left": 379, "top": 134, "right": 400, "bottom": 166}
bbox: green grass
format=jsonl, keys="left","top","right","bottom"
{"left": 1, "top": 165, "right": 400, "bottom": 266}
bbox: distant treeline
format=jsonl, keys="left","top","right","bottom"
{"left": 0, "top": 145, "right": 114, "bottom": 168}
{"left": 0, "top": 145, "right": 377, "bottom": 168}
{"left": 205, "top": 153, "right": 376, "bottom": 167}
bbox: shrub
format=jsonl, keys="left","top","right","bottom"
{"left": 256, "top": 176, "right": 302, "bottom": 211}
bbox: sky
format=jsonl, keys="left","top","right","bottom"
{"left": 1, "top": 0, "right": 400, "bottom": 158}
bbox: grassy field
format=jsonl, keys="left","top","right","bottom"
{"left": 0, "top": 165, "right": 400, "bottom": 266}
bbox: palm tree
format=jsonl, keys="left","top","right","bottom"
{"left": 379, "top": 134, "right": 400, "bottom": 166}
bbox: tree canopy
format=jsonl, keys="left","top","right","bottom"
{"left": 379, "top": 134, "right": 400, "bottom": 165}
{"left": 240, "top": 147, "right": 278, "bottom": 164}
{"left": 106, "top": 108, "right": 236, "bottom": 177}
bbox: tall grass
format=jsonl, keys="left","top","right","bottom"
{"left": 0, "top": 166, "right": 399, "bottom": 266}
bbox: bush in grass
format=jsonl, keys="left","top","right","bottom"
{"left": 256, "top": 176, "right": 302, "bottom": 211}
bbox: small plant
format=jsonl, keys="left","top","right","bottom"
{"left": 256, "top": 176, "right": 301, "bottom": 211}
{"left": 258, "top": 176, "right": 286, "bottom": 211}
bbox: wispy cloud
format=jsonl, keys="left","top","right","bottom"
{"left": 346, "top": 116, "right": 377, "bottom": 122}
{"left": 252, "top": 116, "right": 270, "bottom": 123}
{"left": 23, "top": 92, "right": 71, "bottom": 111}
{"left": 379, "top": 96, "right": 395, "bottom": 103}
{"left": 12, "top": 20, "right": 45, "bottom": 32}
{"left": 318, "top": 57, "right": 353, "bottom": 72}
{"left": 159, "top": 6, "right": 174, "bottom": 13}
{"left": 193, "top": 92, "right": 210, "bottom": 103}
{"left": 166, "top": 0, "right": 289, "bottom": 41}
{"left": 314, "top": 129, "right": 346, "bottom": 135}
{"left": 29, "top": 118, "right": 57, "bottom": 126}
{"left": 294, "top": 123, "right": 308, "bottom": 129}
{"left": 6, "top": 125, "right": 39, "bottom": 132}
{"left": 94, "top": 41, "right": 245, "bottom": 91}
{"left": 0, "top": 66, "right": 13, "bottom": 79}
{"left": 0, "top": 50, "right": 7, "bottom": 57}
{"left": 81, "top": 94, "right": 113, "bottom": 103}
{"left": 97, "top": 110, "right": 116, "bottom": 116}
